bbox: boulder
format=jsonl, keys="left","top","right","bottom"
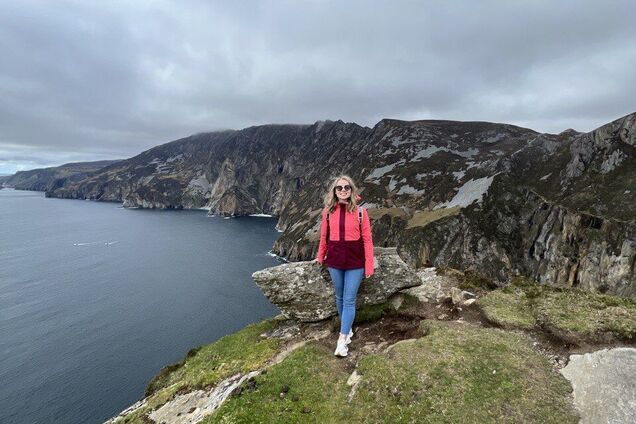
{"left": 450, "top": 287, "right": 476, "bottom": 305}
{"left": 560, "top": 347, "right": 636, "bottom": 424}
{"left": 401, "top": 267, "right": 459, "bottom": 303}
{"left": 252, "top": 247, "right": 421, "bottom": 322}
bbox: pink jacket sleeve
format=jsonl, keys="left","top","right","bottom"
{"left": 316, "top": 208, "right": 328, "bottom": 263}
{"left": 362, "top": 208, "right": 375, "bottom": 276}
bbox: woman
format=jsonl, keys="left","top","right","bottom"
{"left": 316, "top": 175, "right": 375, "bottom": 357}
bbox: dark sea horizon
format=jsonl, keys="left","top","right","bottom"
{"left": 0, "top": 189, "right": 282, "bottom": 424}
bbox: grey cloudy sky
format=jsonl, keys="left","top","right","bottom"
{"left": 1, "top": 0, "right": 635, "bottom": 174}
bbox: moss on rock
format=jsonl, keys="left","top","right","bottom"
{"left": 459, "top": 269, "right": 499, "bottom": 291}
{"left": 394, "top": 292, "right": 423, "bottom": 311}
{"left": 355, "top": 302, "right": 391, "bottom": 323}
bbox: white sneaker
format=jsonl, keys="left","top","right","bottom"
{"left": 334, "top": 339, "right": 348, "bottom": 357}
{"left": 345, "top": 329, "right": 354, "bottom": 345}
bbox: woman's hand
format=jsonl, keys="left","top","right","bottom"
{"left": 365, "top": 274, "right": 372, "bottom": 279}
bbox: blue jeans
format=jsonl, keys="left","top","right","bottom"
{"left": 327, "top": 267, "right": 364, "bottom": 335}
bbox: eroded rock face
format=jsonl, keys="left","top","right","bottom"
{"left": 398, "top": 184, "right": 636, "bottom": 297}
{"left": 518, "top": 192, "right": 636, "bottom": 296}
{"left": 252, "top": 247, "right": 421, "bottom": 322}
{"left": 560, "top": 348, "right": 636, "bottom": 424}
{"left": 46, "top": 121, "right": 371, "bottom": 214}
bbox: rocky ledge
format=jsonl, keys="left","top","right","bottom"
{"left": 105, "top": 259, "right": 636, "bottom": 424}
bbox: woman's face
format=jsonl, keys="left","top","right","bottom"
{"left": 334, "top": 178, "right": 352, "bottom": 203}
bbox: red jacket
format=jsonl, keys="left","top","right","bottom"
{"left": 316, "top": 199, "right": 375, "bottom": 276}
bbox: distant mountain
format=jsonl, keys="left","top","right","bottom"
{"left": 46, "top": 113, "right": 636, "bottom": 296}
{"left": 0, "top": 174, "right": 10, "bottom": 187}
{"left": 0, "top": 160, "right": 122, "bottom": 191}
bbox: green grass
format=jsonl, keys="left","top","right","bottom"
{"left": 479, "top": 279, "right": 636, "bottom": 339}
{"left": 349, "top": 321, "right": 577, "bottom": 423}
{"left": 113, "top": 318, "right": 283, "bottom": 424}
{"left": 534, "top": 289, "right": 636, "bottom": 338}
{"left": 479, "top": 289, "right": 536, "bottom": 330}
{"left": 209, "top": 322, "right": 578, "bottom": 423}
{"left": 206, "top": 343, "right": 351, "bottom": 423}
{"left": 405, "top": 207, "right": 460, "bottom": 229}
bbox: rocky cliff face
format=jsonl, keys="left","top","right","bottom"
{"left": 0, "top": 160, "right": 121, "bottom": 191}
{"left": 45, "top": 113, "right": 636, "bottom": 296}
{"left": 46, "top": 121, "right": 371, "bottom": 213}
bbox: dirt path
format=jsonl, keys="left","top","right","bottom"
{"left": 308, "top": 298, "right": 635, "bottom": 374}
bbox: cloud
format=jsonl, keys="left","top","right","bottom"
{"left": 1, "top": 0, "right": 635, "bottom": 172}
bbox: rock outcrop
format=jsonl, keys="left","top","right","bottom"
{"left": 402, "top": 267, "right": 461, "bottom": 303}
{"left": 252, "top": 247, "right": 421, "bottom": 322}
{"left": 560, "top": 347, "right": 636, "bottom": 424}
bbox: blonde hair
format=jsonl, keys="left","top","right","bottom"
{"left": 323, "top": 174, "right": 359, "bottom": 213}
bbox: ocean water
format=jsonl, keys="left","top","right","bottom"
{"left": 0, "top": 189, "right": 282, "bottom": 423}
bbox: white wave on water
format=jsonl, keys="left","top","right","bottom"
{"left": 267, "top": 251, "right": 288, "bottom": 262}
{"left": 73, "top": 241, "right": 119, "bottom": 246}
{"left": 249, "top": 213, "right": 273, "bottom": 217}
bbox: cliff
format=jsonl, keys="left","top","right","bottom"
{"left": 44, "top": 113, "right": 636, "bottom": 296}
{"left": 0, "top": 159, "right": 122, "bottom": 191}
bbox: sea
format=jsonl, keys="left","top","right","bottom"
{"left": 0, "top": 188, "right": 282, "bottom": 423}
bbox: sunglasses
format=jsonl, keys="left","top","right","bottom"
{"left": 335, "top": 185, "right": 351, "bottom": 192}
